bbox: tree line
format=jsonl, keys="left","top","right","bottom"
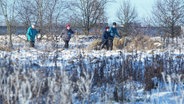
{"left": 0, "top": 0, "right": 184, "bottom": 48}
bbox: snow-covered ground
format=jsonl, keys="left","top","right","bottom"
{"left": 0, "top": 34, "right": 184, "bottom": 104}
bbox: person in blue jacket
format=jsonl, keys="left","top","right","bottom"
{"left": 101, "top": 26, "right": 110, "bottom": 50}
{"left": 61, "top": 24, "right": 75, "bottom": 49}
{"left": 109, "top": 22, "right": 121, "bottom": 50}
{"left": 26, "top": 23, "right": 39, "bottom": 47}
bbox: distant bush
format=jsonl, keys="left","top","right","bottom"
{"left": 125, "top": 35, "right": 163, "bottom": 52}
{"left": 144, "top": 65, "right": 163, "bottom": 91}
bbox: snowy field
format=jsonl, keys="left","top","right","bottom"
{"left": 0, "top": 34, "right": 184, "bottom": 104}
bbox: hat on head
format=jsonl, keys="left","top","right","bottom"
{"left": 113, "top": 22, "right": 116, "bottom": 26}
{"left": 105, "top": 26, "right": 110, "bottom": 30}
{"left": 31, "top": 22, "right": 36, "bottom": 26}
{"left": 66, "top": 24, "right": 70, "bottom": 28}
{"left": 31, "top": 22, "right": 36, "bottom": 25}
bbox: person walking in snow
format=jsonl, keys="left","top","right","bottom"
{"left": 101, "top": 26, "right": 111, "bottom": 50}
{"left": 26, "top": 23, "right": 40, "bottom": 47}
{"left": 109, "top": 22, "right": 121, "bottom": 50}
{"left": 61, "top": 24, "right": 75, "bottom": 49}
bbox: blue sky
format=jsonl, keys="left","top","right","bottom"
{"left": 106, "top": 0, "right": 155, "bottom": 24}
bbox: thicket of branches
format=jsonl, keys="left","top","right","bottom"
{"left": 69, "top": 0, "right": 109, "bottom": 35}
{"left": 117, "top": 0, "right": 138, "bottom": 36}
{"left": 1, "top": 0, "right": 184, "bottom": 48}
{"left": 152, "top": 0, "right": 184, "bottom": 38}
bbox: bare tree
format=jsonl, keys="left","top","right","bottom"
{"left": 16, "top": 0, "right": 35, "bottom": 27}
{"left": 28, "top": 0, "right": 47, "bottom": 38}
{"left": 152, "top": 0, "right": 184, "bottom": 38}
{"left": 117, "top": 0, "right": 138, "bottom": 36}
{"left": 15, "top": 0, "right": 46, "bottom": 39}
{"left": 44, "top": 0, "right": 68, "bottom": 39}
{"left": 70, "top": 0, "right": 109, "bottom": 35}
{"left": 46, "top": 0, "right": 60, "bottom": 34}
{"left": 16, "top": 0, "right": 68, "bottom": 40}
{"left": 0, "top": 0, "right": 16, "bottom": 48}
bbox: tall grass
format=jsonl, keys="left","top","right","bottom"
{"left": 0, "top": 35, "right": 184, "bottom": 103}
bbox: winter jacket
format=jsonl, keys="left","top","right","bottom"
{"left": 109, "top": 27, "right": 120, "bottom": 39}
{"left": 61, "top": 29, "right": 74, "bottom": 41}
{"left": 26, "top": 27, "right": 39, "bottom": 41}
{"left": 102, "top": 31, "right": 110, "bottom": 41}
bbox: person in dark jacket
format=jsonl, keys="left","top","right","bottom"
{"left": 61, "top": 24, "right": 75, "bottom": 49}
{"left": 26, "top": 23, "right": 39, "bottom": 47}
{"left": 109, "top": 22, "right": 121, "bottom": 50}
{"left": 101, "top": 26, "right": 110, "bottom": 50}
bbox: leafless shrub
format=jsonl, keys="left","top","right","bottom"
{"left": 117, "top": 0, "right": 138, "bottom": 36}
{"left": 152, "top": 0, "right": 184, "bottom": 38}
{"left": 144, "top": 54, "right": 164, "bottom": 91}
{"left": 76, "top": 71, "right": 94, "bottom": 103}
{"left": 70, "top": 0, "right": 109, "bottom": 35}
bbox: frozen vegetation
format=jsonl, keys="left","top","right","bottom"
{"left": 0, "top": 34, "right": 184, "bottom": 104}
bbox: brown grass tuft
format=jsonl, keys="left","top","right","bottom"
{"left": 0, "top": 45, "right": 11, "bottom": 52}
{"left": 125, "top": 35, "right": 163, "bottom": 52}
{"left": 88, "top": 39, "right": 102, "bottom": 50}
{"left": 113, "top": 37, "right": 126, "bottom": 50}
